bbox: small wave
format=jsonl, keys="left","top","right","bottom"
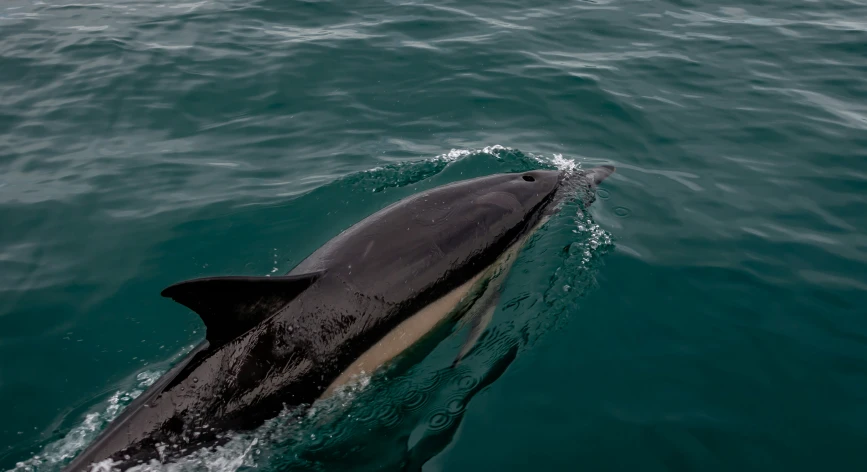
{"left": 346, "top": 144, "right": 575, "bottom": 194}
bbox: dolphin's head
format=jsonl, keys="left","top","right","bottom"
{"left": 496, "top": 169, "right": 564, "bottom": 213}
{"left": 490, "top": 165, "right": 616, "bottom": 216}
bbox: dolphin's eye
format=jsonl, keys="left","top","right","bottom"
{"left": 522, "top": 175, "right": 535, "bottom": 182}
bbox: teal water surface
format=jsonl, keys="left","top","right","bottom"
{"left": 2, "top": 0, "right": 867, "bottom": 470}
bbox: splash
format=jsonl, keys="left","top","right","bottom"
{"left": 550, "top": 153, "right": 581, "bottom": 173}
{"left": 350, "top": 145, "right": 593, "bottom": 196}
{"left": 8, "top": 372, "right": 162, "bottom": 472}
{"left": 443, "top": 144, "right": 512, "bottom": 161}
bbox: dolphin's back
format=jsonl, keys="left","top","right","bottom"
{"left": 290, "top": 172, "right": 543, "bottom": 302}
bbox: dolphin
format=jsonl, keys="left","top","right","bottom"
{"left": 64, "top": 165, "right": 614, "bottom": 471}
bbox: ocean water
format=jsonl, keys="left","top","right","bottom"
{"left": 1, "top": 0, "right": 866, "bottom": 470}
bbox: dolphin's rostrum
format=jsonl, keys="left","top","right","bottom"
{"left": 64, "top": 166, "right": 614, "bottom": 471}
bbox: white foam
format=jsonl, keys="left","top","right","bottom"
{"left": 428, "top": 145, "right": 591, "bottom": 176}
{"left": 575, "top": 215, "right": 613, "bottom": 266}
{"left": 8, "top": 372, "right": 162, "bottom": 472}
{"left": 442, "top": 149, "right": 472, "bottom": 161}
{"left": 550, "top": 153, "right": 581, "bottom": 172}
{"left": 440, "top": 144, "right": 514, "bottom": 162}
{"left": 480, "top": 144, "right": 510, "bottom": 155}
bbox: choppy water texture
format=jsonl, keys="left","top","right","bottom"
{"left": 2, "top": 0, "right": 866, "bottom": 470}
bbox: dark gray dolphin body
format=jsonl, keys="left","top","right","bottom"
{"left": 64, "top": 166, "right": 614, "bottom": 471}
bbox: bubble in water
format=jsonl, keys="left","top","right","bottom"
{"left": 402, "top": 390, "right": 428, "bottom": 412}
{"left": 455, "top": 373, "right": 479, "bottom": 392}
{"left": 351, "top": 402, "right": 381, "bottom": 424}
{"left": 377, "top": 403, "right": 403, "bottom": 428}
{"left": 418, "top": 370, "right": 442, "bottom": 392}
{"left": 426, "top": 411, "right": 451, "bottom": 432}
{"left": 614, "top": 207, "right": 632, "bottom": 217}
{"left": 446, "top": 398, "right": 465, "bottom": 416}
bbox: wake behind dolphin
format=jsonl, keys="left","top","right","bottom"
{"left": 64, "top": 165, "right": 614, "bottom": 471}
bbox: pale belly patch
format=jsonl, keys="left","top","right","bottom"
{"left": 319, "top": 271, "right": 484, "bottom": 398}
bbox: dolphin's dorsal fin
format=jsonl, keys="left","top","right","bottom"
{"left": 161, "top": 272, "right": 323, "bottom": 345}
